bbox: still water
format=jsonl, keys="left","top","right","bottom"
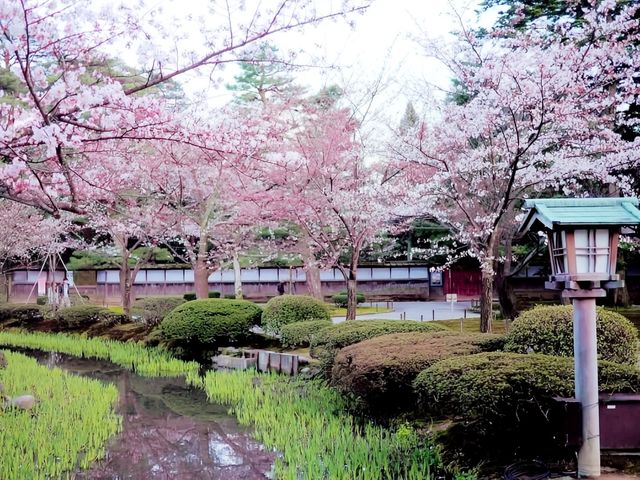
{"left": 19, "top": 349, "right": 276, "bottom": 480}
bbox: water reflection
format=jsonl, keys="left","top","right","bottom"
{"left": 20, "top": 349, "right": 276, "bottom": 480}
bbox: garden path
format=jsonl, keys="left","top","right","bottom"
{"left": 332, "top": 300, "right": 480, "bottom": 323}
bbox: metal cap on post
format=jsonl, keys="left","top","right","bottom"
{"left": 518, "top": 197, "right": 640, "bottom": 478}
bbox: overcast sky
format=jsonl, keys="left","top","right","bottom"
{"left": 177, "top": 0, "right": 495, "bottom": 117}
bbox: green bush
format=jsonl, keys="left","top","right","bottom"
{"left": 310, "top": 320, "right": 447, "bottom": 376}
{"left": 36, "top": 296, "right": 48, "bottom": 305}
{"left": 415, "top": 352, "right": 640, "bottom": 466}
{"left": 262, "top": 295, "right": 331, "bottom": 335}
{"left": 331, "top": 291, "right": 366, "bottom": 308}
{"left": 56, "top": 305, "right": 125, "bottom": 328}
{"left": 332, "top": 332, "right": 499, "bottom": 412}
{"left": 132, "top": 296, "right": 185, "bottom": 326}
{"left": 223, "top": 294, "right": 236, "bottom": 299}
{"left": 415, "top": 351, "right": 640, "bottom": 420}
{"left": 160, "top": 299, "right": 262, "bottom": 346}
{"left": 311, "top": 320, "right": 446, "bottom": 353}
{"left": 0, "top": 304, "right": 43, "bottom": 323}
{"left": 504, "top": 305, "right": 639, "bottom": 365}
{"left": 183, "top": 291, "right": 221, "bottom": 301}
{"left": 280, "top": 320, "right": 333, "bottom": 348}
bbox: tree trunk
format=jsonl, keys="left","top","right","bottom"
{"left": 120, "top": 258, "right": 132, "bottom": 317}
{"left": 496, "top": 271, "right": 517, "bottom": 321}
{"left": 194, "top": 231, "right": 209, "bottom": 299}
{"left": 496, "top": 266, "right": 517, "bottom": 323}
{"left": 614, "top": 270, "right": 630, "bottom": 307}
{"left": 233, "top": 252, "right": 243, "bottom": 299}
{"left": 0, "top": 272, "right": 9, "bottom": 303}
{"left": 47, "top": 254, "right": 59, "bottom": 312}
{"left": 300, "top": 231, "right": 322, "bottom": 299}
{"left": 346, "top": 275, "right": 357, "bottom": 321}
{"left": 345, "top": 249, "right": 361, "bottom": 321}
{"left": 194, "top": 255, "right": 209, "bottom": 299}
{"left": 480, "top": 270, "right": 494, "bottom": 333}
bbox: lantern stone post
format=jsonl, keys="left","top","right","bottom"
{"left": 519, "top": 197, "right": 640, "bottom": 478}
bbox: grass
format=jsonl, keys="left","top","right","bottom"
{"left": 191, "top": 370, "right": 457, "bottom": 480}
{"left": 329, "top": 306, "right": 393, "bottom": 316}
{"left": 0, "top": 350, "right": 121, "bottom": 479}
{"left": 0, "top": 330, "right": 199, "bottom": 377}
{"left": 435, "top": 318, "right": 508, "bottom": 334}
{"left": 1, "top": 330, "right": 468, "bottom": 479}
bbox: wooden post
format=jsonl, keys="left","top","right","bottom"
{"left": 574, "top": 297, "right": 601, "bottom": 477}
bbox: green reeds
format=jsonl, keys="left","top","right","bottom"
{"left": 198, "top": 370, "right": 445, "bottom": 480}
{"left": 0, "top": 331, "right": 472, "bottom": 479}
{"left": 0, "top": 330, "right": 199, "bottom": 377}
{"left": 0, "top": 350, "right": 121, "bottom": 479}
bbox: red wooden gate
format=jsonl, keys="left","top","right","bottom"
{"left": 443, "top": 269, "right": 482, "bottom": 297}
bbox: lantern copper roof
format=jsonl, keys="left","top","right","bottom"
{"left": 519, "top": 197, "right": 640, "bottom": 234}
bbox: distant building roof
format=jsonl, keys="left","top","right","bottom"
{"left": 519, "top": 197, "right": 640, "bottom": 234}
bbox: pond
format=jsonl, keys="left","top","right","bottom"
{"left": 15, "top": 349, "right": 276, "bottom": 480}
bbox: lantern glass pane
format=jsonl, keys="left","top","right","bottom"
{"left": 595, "top": 229, "right": 609, "bottom": 272}
{"left": 551, "top": 231, "right": 568, "bottom": 274}
{"left": 574, "top": 229, "right": 610, "bottom": 274}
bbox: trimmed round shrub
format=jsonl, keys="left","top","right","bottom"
{"left": 311, "top": 320, "right": 446, "bottom": 353}
{"left": 261, "top": 295, "right": 330, "bottom": 335}
{"left": 504, "top": 305, "right": 639, "bottom": 365}
{"left": 160, "top": 299, "right": 262, "bottom": 345}
{"left": 332, "top": 331, "right": 500, "bottom": 412}
{"left": 332, "top": 291, "right": 365, "bottom": 308}
{"left": 183, "top": 291, "right": 221, "bottom": 301}
{"left": 310, "top": 320, "right": 447, "bottom": 376}
{"left": 56, "top": 305, "right": 125, "bottom": 328}
{"left": 280, "top": 320, "right": 333, "bottom": 348}
{"left": 132, "top": 296, "right": 185, "bottom": 326}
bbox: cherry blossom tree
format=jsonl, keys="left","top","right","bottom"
{"left": 0, "top": 199, "right": 69, "bottom": 301}
{"left": 74, "top": 141, "right": 176, "bottom": 316}
{"left": 264, "top": 105, "right": 393, "bottom": 320}
{"left": 144, "top": 105, "right": 285, "bottom": 299}
{"left": 394, "top": 2, "right": 640, "bottom": 331}
{"left": 0, "top": 0, "right": 370, "bottom": 215}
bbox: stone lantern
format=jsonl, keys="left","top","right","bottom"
{"left": 519, "top": 197, "right": 640, "bottom": 478}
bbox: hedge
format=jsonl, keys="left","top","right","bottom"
{"left": 160, "top": 299, "right": 262, "bottom": 346}
{"left": 332, "top": 292, "right": 365, "bottom": 308}
{"left": 280, "top": 320, "right": 333, "bottom": 348}
{"left": 504, "top": 305, "right": 639, "bottom": 365}
{"left": 56, "top": 305, "right": 126, "bottom": 328}
{"left": 415, "top": 352, "right": 640, "bottom": 465}
{"left": 132, "top": 296, "right": 185, "bottom": 326}
{"left": 0, "top": 304, "right": 43, "bottom": 323}
{"left": 332, "top": 331, "right": 501, "bottom": 412}
{"left": 183, "top": 291, "right": 221, "bottom": 301}
{"left": 261, "top": 295, "right": 330, "bottom": 335}
{"left": 415, "top": 352, "right": 640, "bottom": 420}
